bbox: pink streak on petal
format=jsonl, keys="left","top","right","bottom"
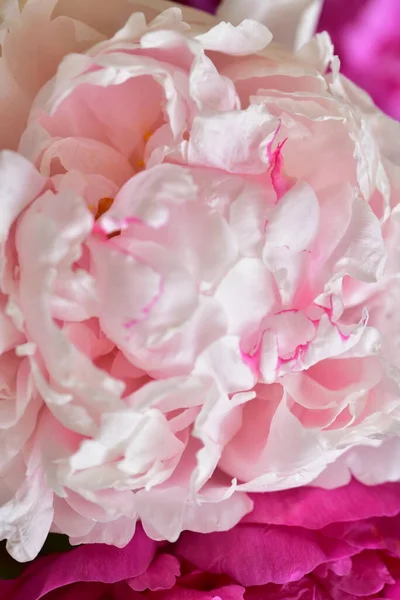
{"left": 125, "top": 279, "right": 165, "bottom": 329}
{"left": 266, "top": 124, "right": 291, "bottom": 203}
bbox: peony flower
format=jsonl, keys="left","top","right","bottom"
{"left": 318, "top": 0, "right": 400, "bottom": 121}
{"left": 3, "top": 480, "right": 400, "bottom": 599}
{"left": 0, "top": 0, "right": 400, "bottom": 563}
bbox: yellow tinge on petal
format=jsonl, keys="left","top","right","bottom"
{"left": 95, "top": 196, "right": 114, "bottom": 220}
{"left": 135, "top": 130, "right": 154, "bottom": 171}
{"left": 143, "top": 130, "right": 153, "bottom": 143}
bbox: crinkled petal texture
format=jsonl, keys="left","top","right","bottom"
{"left": 3, "top": 481, "right": 400, "bottom": 599}
{"left": 0, "top": 0, "right": 400, "bottom": 562}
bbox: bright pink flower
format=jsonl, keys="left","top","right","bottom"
{"left": 178, "top": 0, "right": 219, "bottom": 13}
{"left": 3, "top": 481, "right": 400, "bottom": 599}
{"left": 318, "top": 0, "right": 400, "bottom": 121}
{"left": 0, "top": 0, "right": 399, "bottom": 563}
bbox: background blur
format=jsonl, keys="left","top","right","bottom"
{"left": 177, "top": 0, "right": 400, "bottom": 122}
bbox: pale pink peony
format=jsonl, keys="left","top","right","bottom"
{"left": 0, "top": 0, "right": 399, "bottom": 563}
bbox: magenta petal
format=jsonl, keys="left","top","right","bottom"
{"left": 246, "top": 580, "right": 331, "bottom": 600}
{"left": 244, "top": 481, "right": 400, "bottom": 529}
{"left": 329, "top": 551, "right": 394, "bottom": 596}
{"left": 386, "top": 580, "right": 400, "bottom": 600}
{"left": 324, "top": 514, "right": 400, "bottom": 555}
{"left": 318, "top": 0, "right": 400, "bottom": 120}
{"left": 318, "top": 0, "right": 366, "bottom": 36}
{"left": 175, "top": 525, "right": 355, "bottom": 585}
{"left": 42, "top": 582, "right": 108, "bottom": 600}
{"left": 128, "top": 554, "right": 180, "bottom": 591}
{"left": 8, "top": 525, "right": 158, "bottom": 600}
{"left": 148, "top": 585, "right": 245, "bottom": 600}
{"left": 0, "top": 580, "right": 17, "bottom": 598}
{"left": 178, "top": 0, "right": 219, "bottom": 13}
{"left": 44, "top": 582, "right": 141, "bottom": 600}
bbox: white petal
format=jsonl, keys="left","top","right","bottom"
{"left": 218, "top": 0, "right": 323, "bottom": 51}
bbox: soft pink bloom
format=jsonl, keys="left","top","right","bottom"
{"left": 3, "top": 481, "right": 400, "bottom": 599}
{"left": 318, "top": 0, "right": 400, "bottom": 121}
{"left": 0, "top": 0, "right": 400, "bottom": 563}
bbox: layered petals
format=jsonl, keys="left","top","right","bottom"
{"left": 0, "top": 0, "right": 399, "bottom": 562}
{"left": 4, "top": 480, "right": 400, "bottom": 599}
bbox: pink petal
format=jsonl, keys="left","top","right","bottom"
{"left": 0, "top": 467, "right": 53, "bottom": 562}
{"left": 39, "top": 137, "right": 134, "bottom": 186}
{"left": 0, "top": 151, "right": 45, "bottom": 246}
{"left": 128, "top": 553, "right": 180, "bottom": 591}
{"left": 175, "top": 523, "right": 355, "bottom": 586}
{"left": 265, "top": 181, "right": 320, "bottom": 253}
{"left": 7, "top": 524, "right": 157, "bottom": 600}
{"left": 243, "top": 479, "right": 400, "bottom": 529}
{"left": 188, "top": 106, "right": 278, "bottom": 174}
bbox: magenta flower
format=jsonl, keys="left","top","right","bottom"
{"left": 319, "top": 0, "right": 400, "bottom": 120}
{"left": 3, "top": 480, "right": 400, "bottom": 599}
{"left": 176, "top": 0, "right": 219, "bottom": 13}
